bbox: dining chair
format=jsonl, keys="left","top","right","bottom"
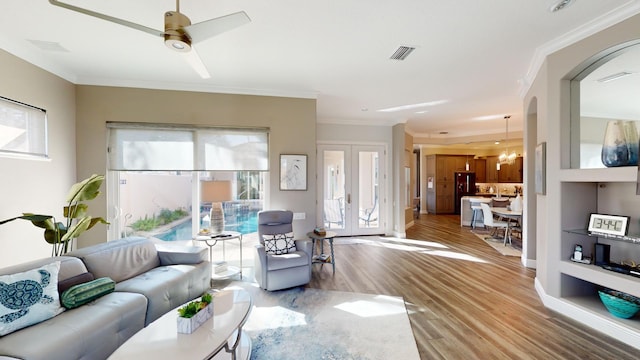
{"left": 480, "top": 203, "right": 511, "bottom": 245}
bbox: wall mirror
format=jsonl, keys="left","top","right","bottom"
{"left": 573, "top": 42, "right": 640, "bottom": 169}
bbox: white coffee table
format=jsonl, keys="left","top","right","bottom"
{"left": 108, "top": 289, "right": 252, "bottom": 360}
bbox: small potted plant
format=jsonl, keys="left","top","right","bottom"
{"left": 176, "top": 292, "right": 214, "bottom": 334}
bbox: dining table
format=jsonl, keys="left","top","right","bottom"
{"left": 490, "top": 206, "right": 522, "bottom": 245}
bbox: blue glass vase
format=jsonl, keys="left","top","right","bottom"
{"left": 601, "top": 120, "right": 630, "bottom": 167}
{"left": 623, "top": 121, "right": 639, "bottom": 166}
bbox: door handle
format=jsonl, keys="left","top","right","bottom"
{"left": 347, "top": 194, "right": 351, "bottom": 204}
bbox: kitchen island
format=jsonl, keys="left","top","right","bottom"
{"left": 460, "top": 196, "right": 512, "bottom": 227}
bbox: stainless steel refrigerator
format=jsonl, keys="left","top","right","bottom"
{"left": 454, "top": 172, "right": 476, "bottom": 214}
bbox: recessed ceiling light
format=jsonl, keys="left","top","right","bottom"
{"left": 377, "top": 100, "right": 448, "bottom": 113}
{"left": 415, "top": 110, "right": 429, "bottom": 114}
{"left": 596, "top": 71, "right": 634, "bottom": 83}
{"left": 495, "top": 141, "right": 500, "bottom": 145}
{"left": 549, "top": 0, "right": 574, "bottom": 13}
{"left": 28, "top": 39, "right": 69, "bottom": 52}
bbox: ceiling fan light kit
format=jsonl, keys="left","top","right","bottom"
{"left": 164, "top": 11, "right": 192, "bottom": 52}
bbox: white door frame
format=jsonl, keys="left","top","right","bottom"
{"left": 316, "top": 143, "right": 386, "bottom": 236}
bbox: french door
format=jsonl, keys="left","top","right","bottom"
{"left": 317, "top": 144, "right": 385, "bottom": 236}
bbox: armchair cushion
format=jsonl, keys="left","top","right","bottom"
{"left": 263, "top": 232, "right": 297, "bottom": 255}
{"left": 266, "top": 251, "right": 310, "bottom": 271}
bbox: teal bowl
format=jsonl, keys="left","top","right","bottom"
{"left": 598, "top": 290, "right": 640, "bottom": 319}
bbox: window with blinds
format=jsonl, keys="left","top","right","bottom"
{"left": 107, "top": 123, "right": 269, "bottom": 171}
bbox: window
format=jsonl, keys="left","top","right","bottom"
{"left": 106, "top": 123, "right": 269, "bottom": 242}
{"left": 0, "top": 96, "right": 47, "bottom": 159}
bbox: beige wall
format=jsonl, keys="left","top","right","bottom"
{"left": 75, "top": 85, "right": 317, "bottom": 247}
{"left": 0, "top": 50, "right": 77, "bottom": 266}
{"left": 525, "top": 14, "right": 640, "bottom": 297}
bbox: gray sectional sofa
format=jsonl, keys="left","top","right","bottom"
{"left": 0, "top": 237, "right": 211, "bottom": 360}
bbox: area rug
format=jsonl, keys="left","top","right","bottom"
{"left": 471, "top": 230, "right": 522, "bottom": 257}
{"left": 226, "top": 282, "right": 420, "bottom": 360}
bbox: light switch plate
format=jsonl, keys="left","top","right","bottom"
{"left": 293, "top": 212, "right": 306, "bottom": 220}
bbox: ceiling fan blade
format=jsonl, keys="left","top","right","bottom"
{"left": 185, "top": 11, "right": 251, "bottom": 43}
{"left": 181, "top": 46, "right": 211, "bottom": 79}
{"left": 49, "top": 0, "right": 164, "bottom": 37}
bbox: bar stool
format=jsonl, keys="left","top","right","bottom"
{"left": 470, "top": 201, "right": 484, "bottom": 229}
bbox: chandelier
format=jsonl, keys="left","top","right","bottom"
{"left": 498, "top": 115, "right": 517, "bottom": 166}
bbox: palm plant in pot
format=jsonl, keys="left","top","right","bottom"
{"left": 0, "top": 174, "right": 109, "bottom": 256}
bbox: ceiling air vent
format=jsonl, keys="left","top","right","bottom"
{"left": 389, "top": 46, "right": 415, "bottom": 61}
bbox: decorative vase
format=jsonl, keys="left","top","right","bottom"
{"left": 176, "top": 302, "right": 214, "bottom": 334}
{"left": 209, "top": 202, "right": 225, "bottom": 235}
{"left": 623, "top": 121, "right": 639, "bottom": 166}
{"left": 601, "top": 120, "right": 630, "bottom": 167}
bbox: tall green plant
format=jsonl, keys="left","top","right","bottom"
{"left": 0, "top": 174, "right": 109, "bottom": 256}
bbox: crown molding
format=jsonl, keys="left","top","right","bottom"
{"left": 75, "top": 76, "right": 319, "bottom": 99}
{"left": 519, "top": 1, "right": 640, "bottom": 99}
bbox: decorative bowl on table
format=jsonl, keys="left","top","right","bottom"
{"left": 598, "top": 289, "right": 640, "bottom": 319}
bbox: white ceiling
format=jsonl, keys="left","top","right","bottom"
{"left": 2, "top": 0, "right": 640, "bottom": 144}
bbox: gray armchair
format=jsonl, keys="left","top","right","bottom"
{"left": 254, "top": 210, "right": 312, "bottom": 291}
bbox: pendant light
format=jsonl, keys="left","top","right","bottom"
{"left": 499, "top": 115, "right": 516, "bottom": 166}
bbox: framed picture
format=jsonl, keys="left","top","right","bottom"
{"left": 587, "top": 213, "right": 629, "bottom": 237}
{"left": 535, "top": 142, "right": 546, "bottom": 195}
{"left": 280, "top": 154, "right": 307, "bottom": 191}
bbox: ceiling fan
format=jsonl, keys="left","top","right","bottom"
{"left": 49, "top": 0, "right": 251, "bottom": 78}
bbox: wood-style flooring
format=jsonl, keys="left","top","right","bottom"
{"left": 307, "top": 214, "right": 639, "bottom": 359}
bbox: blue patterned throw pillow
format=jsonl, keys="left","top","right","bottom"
{"left": 0, "top": 261, "right": 64, "bottom": 336}
{"left": 263, "top": 232, "right": 297, "bottom": 255}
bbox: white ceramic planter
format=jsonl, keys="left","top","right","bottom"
{"left": 177, "top": 303, "right": 213, "bottom": 334}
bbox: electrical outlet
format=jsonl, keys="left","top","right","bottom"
{"left": 293, "top": 212, "right": 306, "bottom": 220}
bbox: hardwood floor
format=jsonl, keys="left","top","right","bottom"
{"left": 307, "top": 214, "right": 639, "bottom": 359}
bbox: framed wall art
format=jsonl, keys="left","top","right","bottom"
{"left": 280, "top": 154, "right": 307, "bottom": 191}
{"left": 535, "top": 142, "right": 546, "bottom": 195}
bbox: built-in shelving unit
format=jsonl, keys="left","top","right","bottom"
{"left": 557, "top": 167, "right": 640, "bottom": 346}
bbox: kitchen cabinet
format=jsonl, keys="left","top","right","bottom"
{"left": 485, "top": 156, "right": 499, "bottom": 182}
{"left": 426, "top": 154, "right": 470, "bottom": 214}
{"left": 498, "top": 157, "right": 523, "bottom": 183}
{"left": 474, "top": 159, "right": 486, "bottom": 182}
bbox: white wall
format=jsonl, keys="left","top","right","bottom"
{"left": 0, "top": 50, "right": 77, "bottom": 266}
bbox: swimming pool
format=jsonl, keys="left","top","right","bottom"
{"left": 156, "top": 212, "right": 258, "bottom": 241}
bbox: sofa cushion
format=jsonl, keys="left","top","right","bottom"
{"left": 263, "top": 232, "right": 297, "bottom": 255}
{"left": 57, "top": 272, "right": 95, "bottom": 295}
{"left": 115, "top": 261, "right": 211, "bottom": 326}
{"left": 0, "top": 291, "right": 147, "bottom": 360}
{"left": 0, "top": 262, "right": 64, "bottom": 336}
{"left": 155, "top": 244, "right": 207, "bottom": 265}
{"left": 61, "top": 277, "right": 115, "bottom": 309}
{"left": 67, "top": 237, "right": 160, "bottom": 282}
{"left": 0, "top": 256, "right": 88, "bottom": 284}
